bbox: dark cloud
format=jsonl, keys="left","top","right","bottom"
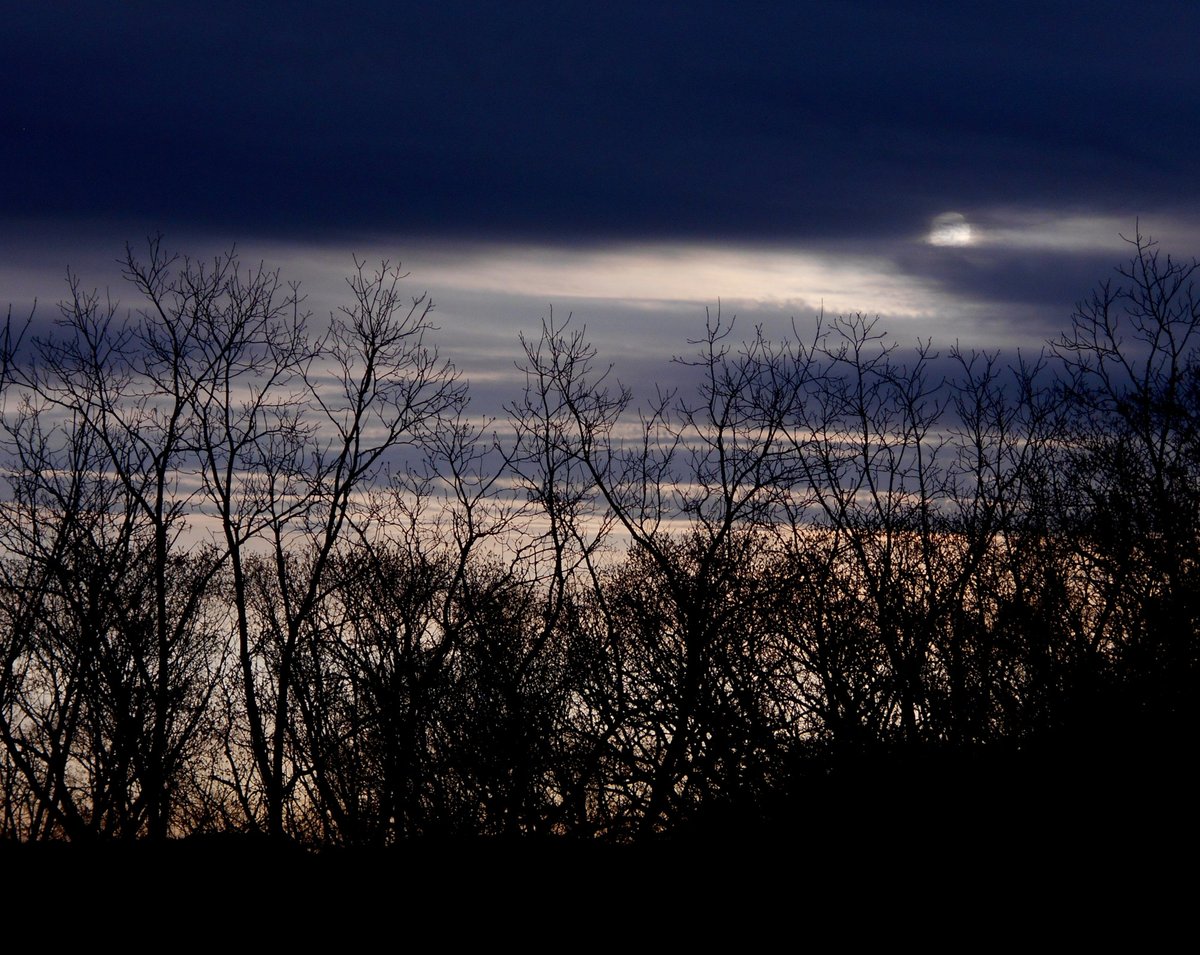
{"left": 5, "top": 2, "right": 1198, "bottom": 243}
{"left": 893, "top": 244, "right": 1122, "bottom": 310}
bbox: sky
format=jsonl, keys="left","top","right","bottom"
{"left": 4, "top": 2, "right": 1200, "bottom": 414}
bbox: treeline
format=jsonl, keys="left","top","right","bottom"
{"left": 1, "top": 235, "right": 1197, "bottom": 844}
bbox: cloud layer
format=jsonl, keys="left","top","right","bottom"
{"left": 5, "top": 4, "right": 1198, "bottom": 241}
{"left": 4, "top": 3, "right": 1199, "bottom": 415}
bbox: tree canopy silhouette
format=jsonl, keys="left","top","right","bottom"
{"left": 1, "top": 231, "right": 1196, "bottom": 844}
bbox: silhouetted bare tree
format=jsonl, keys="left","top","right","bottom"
{"left": 1050, "top": 231, "right": 1200, "bottom": 744}
{"left": 3, "top": 232, "right": 1197, "bottom": 845}
{"left": 0, "top": 259, "right": 225, "bottom": 839}
{"left": 511, "top": 312, "right": 819, "bottom": 834}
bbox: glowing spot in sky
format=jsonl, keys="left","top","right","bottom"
{"left": 928, "top": 211, "right": 973, "bottom": 246}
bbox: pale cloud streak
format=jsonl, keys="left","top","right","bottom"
{"left": 4, "top": 210, "right": 1196, "bottom": 422}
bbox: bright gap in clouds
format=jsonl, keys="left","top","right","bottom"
{"left": 377, "top": 242, "right": 947, "bottom": 319}
{"left": 928, "top": 212, "right": 973, "bottom": 247}
{"left": 926, "top": 210, "right": 1185, "bottom": 252}
{"left": 265, "top": 238, "right": 963, "bottom": 380}
{"left": 14, "top": 212, "right": 1184, "bottom": 417}
{"left": 172, "top": 235, "right": 1054, "bottom": 403}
